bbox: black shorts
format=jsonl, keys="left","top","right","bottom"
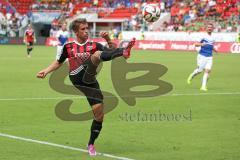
{"left": 69, "top": 68, "right": 103, "bottom": 106}
{"left": 27, "top": 42, "right": 33, "bottom": 46}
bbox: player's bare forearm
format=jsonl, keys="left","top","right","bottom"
{"left": 100, "top": 31, "right": 117, "bottom": 49}
{"left": 194, "top": 42, "right": 204, "bottom": 47}
{"left": 37, "top": 60, "right": 62, "bottom": 78}
{"left": 45, "top": 60, "right": 62, "bottom": 73}
{"left": 23, "top": 36, "right": 26, "bottom": 44}
{"left": 213, "top": 48, "right": 218, "bottom": 54}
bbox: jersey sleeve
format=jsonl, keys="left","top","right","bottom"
{"left": 57, "top": 45, "right": 68, "bottom": 63}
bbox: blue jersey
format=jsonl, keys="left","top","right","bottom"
{"left": 199, "top": 34, "right": 215, "bottom": 57}
{"left": 56, "top": 30, "right": 69, "bottom": 46}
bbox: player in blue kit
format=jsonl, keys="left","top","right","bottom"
{"left": 187, "top": 23, "right": 217, "bottom": 91}
{"left": 56, "top": 22, "right": 69, "bottom": 60}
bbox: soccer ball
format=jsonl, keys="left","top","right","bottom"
{"left": 142, "top": 4, "right": 161, "bottom": 23}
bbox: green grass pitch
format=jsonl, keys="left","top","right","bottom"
{"left": 0, "top": 45, "right": 240, "bottom": 160}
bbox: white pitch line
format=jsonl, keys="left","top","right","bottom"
{"left": 167, "top": 92, "right": 240, "bottom": 96}
{"left": 0, "top": 132, "right": 134, "bottom": 160}
{"left": 0, "top": 92, "right": 240, "bottom": 101}
{"left": 0, "top": 97, "right": 85, "bottom": 101}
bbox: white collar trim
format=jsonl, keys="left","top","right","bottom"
{"left": 74, "top": 39, "right": 88, "bottom": 46}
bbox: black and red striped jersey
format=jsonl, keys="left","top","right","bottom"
{"left": 25, "top": 29, "right": 35, "bottom": 42}
{"left": 57, "top": 40, "right": 107, "bottom": 75}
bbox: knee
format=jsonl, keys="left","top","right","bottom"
{"left": 95, "top": 111, "right": 104, "bottom": 122}
{"left": 96, "top": 113, "right": 104, "bottom": 122}
{"left": 92, "top": 103, "right": 104, "bottom": 122}
{"left": 205, "top": 69, "right": 211, "bottom": 74}
{"left": 91, "top": 51, "right": 101, "bottom": 66}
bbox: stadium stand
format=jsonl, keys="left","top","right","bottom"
{"left": 0, "top": 0, "right": 239, "bottom": 37}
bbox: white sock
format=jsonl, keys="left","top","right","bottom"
{"left": 202, "top": 72, "right": 209, "bottom": 88}
{"left": 191, "top": 68, "right": 200, "bottom": 79}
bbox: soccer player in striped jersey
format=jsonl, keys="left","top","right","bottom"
{"left": 36, "top": 18, "right": 135, "bottom": 156}
{"left": 187, "top": 23, "right": 217, "bottom": 91}
{"left": 23, "top": 24, "right": 36, "bottom": 58}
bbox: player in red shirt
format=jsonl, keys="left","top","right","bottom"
{"left": 36, "top": 18, "right": 135, "bottom": 156}
{"left": 23, "top": 24, "right": 36, "bottom": 58}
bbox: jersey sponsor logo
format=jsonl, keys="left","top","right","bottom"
{"left": 76, "top": 52, "right": 90, "bottom": 61}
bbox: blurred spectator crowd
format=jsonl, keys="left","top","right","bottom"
{"left": 164, "top": 0, "right": 239, "bottom": 32}
{"left": 0, "top": 0, "right": 30, "bottom": 37}
{"left": 0, "top": 0, "right": 239, "bottom": 38}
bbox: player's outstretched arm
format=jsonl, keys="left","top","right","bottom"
{"left": 194, "top": 42, "right": 204, "bottom": 47}
{"left": 23, "top": 34, "right": 26, "bottom": 44}
{"left": 36, "top": 60, "right": 62, "bottom": 78}
{"left": 99, "top": 31, "right": 117, "bottom": 49}
{"left": 34, "top": 35, "right": 36, "bottom": 43}
{"left": 213, "top": 47, "right": 217, "bottom": 53}
{"left": 213, "top": 47, "right": 218, "bottom": 55}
